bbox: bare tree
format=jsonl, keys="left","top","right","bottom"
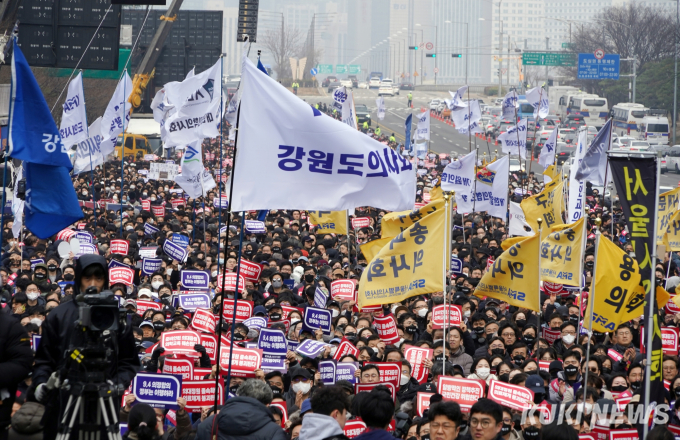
{"left": 260, "top": 27, "right": 304, "bottom": 80}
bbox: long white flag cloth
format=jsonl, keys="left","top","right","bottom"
{"left": 100, "top": 72, "right": 132, "bottom": 156}
{"left": 469, "top": 155, "right": 509, "bottom": 219}
{"left": 59, "top": 72, "right": 88, "bottom": 146}
{"left": 231, "top": 57, "right": 416, "bottom": 212}
{"left": 567, "top": 130, "right": 588, "bottom": 223}
{"left": 175, "top": 140, "right": 216, "bottom": 199}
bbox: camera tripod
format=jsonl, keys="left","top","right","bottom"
{"left": 55, "top": 379, "right": 122, "bottom": 440}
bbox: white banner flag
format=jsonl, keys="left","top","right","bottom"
{"left": 225, "top": 93, "right": 238, "bottom": 126}
{"left": 376, "top": 97, "right": 386, "bottom": 121}
{"left": 539, "top": 128, "right": 558, "bottom": 170}
{"left": 73, "top": 117, "right": 105, "bottom": 175}
{"left": 100, "top": 72, "right": 132, "bottom": 156}
{"left": 501, "top": 91, "right": 519, "bottom": 120}
{"left": 509, "top": 201, "right": 533, "bottom": 236}
{"left": 230, "top": 57, "right": 416, "bottom": 212}
{"left": 446, "top": 85, "right": 468, "bottom": 110}
{"left": 526, "top": 86, "right": 549, "bottom": 120}
{"left": 442, "top": 150, "right": 476, "bottom": 214}
{"left": 414, "top": 110, "right": 430, "bottom": 141}
{"left": 175, "top": 140, "right": 217, "bottom": 198}
{"left": 498, "top": 119, "right": 528, "bottom": 159}
{"left": 333, "top": 87, "right": 358, "bottom": 130}
{"left": 12, "top": 165, "right": 23, "bottom": 238}
{"left": 451, "top": 101, "right": 482, "bottom": 134}
{"left": 470, "top": 155, "right": 509, "bottom": 219}
{"left": 59, "top": 72, "right": 88, "bottom": 146}
{"left": 567, "top": 130, "right": 588, "bottom": 223}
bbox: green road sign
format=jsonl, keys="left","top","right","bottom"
{"left": 522, "top": 52, "right": 576, "bottom": 66}
{"left": 562, "top": 42, "right": 574, "bottom": 49}
{"left": 349, "top": 64, "right": 361, "bottom": 74}
{"left": 336, "top": 64, "right": 348, "bottom": 74}
{"left": 317, "top": 64, "right": 333, "bottom": 74}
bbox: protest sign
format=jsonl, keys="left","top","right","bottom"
{"left": 110, "top": 239, "right": 129, "bottom": 255}
{"left": 31, "top": 334, "right": 41, "bottom": 351}
{"left": 139, "top": 247, "right": 158, "bottom": 258}
{"left": 149, "top": 162, "right": 179, "bottom": 181}
{"left": 160, "top": 331, "right": 201, "bottom": 356}
{"left": 372, "top": 362, "right": 401, "bottom": 390}
{"left": 437, "top": 377, "right": 486, "bottom": 412}
{"left": 133, "top": 373, "right": 181, "bottom": 409}
{"left": 162, "top": 357, "right": 194, "bottom": 380}
{"left": 295, "top": 340, "right": 330, "bottom": 358}
{"left": 200, "top": 334, "right": 217, "bottom": 364}
{"left": 75, "top": 231, "right": 93, "bottom": 243}
{"left": 302, "top": 307, "right": 332, "bottom": 336}
{"left": 281, "top": 305, "right": 304, "bottom": 322}
{"left": 416, "top": 392, "right": 434, "bottom": 417}
{"left": 609, "top": 430, "right": 639, "bottom": 440}
{"left": 373, "top": 315, "right": 400, "bottom": 344}
{"left": 261, "top": 355, "right": 287, "bottom": 372}
{"left": 314, "top": 287, "right": 328, "bottom": 308}
{"left": 239, "top": 260, "right": 262, "bottom": 282}
{"left": 191, "top": 308, "right": 216, "bottom": 334}
{"left": 319, "top": 359, "right": 337, "bottom": 385}
{"left": 222, "top": 299, "right": 253, "bottom": 322}
{"left": 181, "top": 270, "right": 210, "bottom": 289}
{"left": 245, "top": 220, "right": 265, "bottom": 234}
{"left": 640, "top": 325, "right": 679, "bottom": 355}
{"left": 336, "top": 362, "right": 359, "bottom": 384}
{"left": 109, "top": 267, "right": 134, "bottom": 286}
{"left": 142, "top": 200, "right": 151, "bottom": 211}
{"left": 257, "top": 329, "right": 287, "bottom": 356}
{"left": 487, "top": 379, "right": 534, "bottom": 411}
{"left": 355, "top": 382, "right": 396, "bottom": 402}
{"left": 404, "top": 346, "right": 433, "bottom": 384}
{"left": 178, "top": 294, "right": 211, "bottom": 311}
{"left": 333, "top": 337, "right": 360, "bottom": 360}
{"left": 180, "top": 380, "right": 224, "bottom": 412}
{"left": 244, "top": 316, "right": 268, "bottom": 330}
{"left": 142, "top": 258, "right": 163, "bottom": 276}
{"left": 431, "top": 305, "right": 462, "bottom": 329}
{"left": 541, "top": 328, "right": 561, "bottom": 345}
{"left": 217, "top": 273, "right": 246, "bottom": 293}
{"left": 218, "top": 346, "right": 262, "bottom": 377}
{"left": 193, "top": 368, "right": 212, "bottom": 380}
{"left": 331, "top": 279, "right": 357, "bottom": 301}
{"left": 163, "top": 240, "right": 187, "bottom": 262}
{"left": 344, "top": 420, "right": 367, "bottom": 439}
{"left": 270, "top": 402, "right": 288, "bottom": 425}
{"left": 351, "top": 217, "right": 371, "bottom": 229}
{"left": 136, "top": 300, "right": 162, "bottom": 316}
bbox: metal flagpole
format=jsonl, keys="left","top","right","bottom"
{"left": 223, "top": 215, "right": 245, "bottom": 403}
{"left": 527, "top": 88, "right": 542, "bottom": 183}
{"left": 216, "top": 54, "right": 225, "bottom": 275}
{"left": 536, "top": 218, "right": 543, "bottom": 327}
{"left": 0, "top": 153, "right": 8, "bottom": 247}
{"left": 582, "top": 218, "right": 602, "bottom": 410}
{"left": 643, "top": 154, "right": 662, "bottom": 439}
{"left": 442, "top": 192, "right": 451, "bottom": 374}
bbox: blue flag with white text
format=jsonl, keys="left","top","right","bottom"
{"left": 404, "top": 114, "right": 413, "bottom": 153}
{"left": 9, "top": 40, "right": 73, "bottom": 169}
{"left": 24, "top": 163, "right": 84, "bottom": 239}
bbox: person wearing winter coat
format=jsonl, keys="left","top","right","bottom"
{"left": 197, "top": 379, "right": 287, "bottom": 440}
{"left": 299, "top": 386, "right": 350, "bottom": 440}
{"left": 354, "top": 387, "right": 395, "bottom": 440}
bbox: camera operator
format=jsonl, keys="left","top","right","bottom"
{"left": 30, "top": 254, "right": 141, "bottom": 440}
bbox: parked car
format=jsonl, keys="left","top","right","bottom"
{"left": 429, "top": 99, "right": 441, "bottom": 111}
{"left": 400, "top": 82, "right": 415, "bottom": 90}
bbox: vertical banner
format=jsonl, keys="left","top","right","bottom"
{"left": 609, "top": 156, "right": 664, "bottom": 417}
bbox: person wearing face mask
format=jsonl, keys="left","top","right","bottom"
{"left": 553, "top": 322, "right": 578, "bottom": 357}
{"left": 267, "top": 273, "right": 285, "bottom": 299}
{"left": 553, "top": 350, "right": 582, "bottom": 401}
{"left": 267, "top": 303, "right": 284, "bottom": 322}
{"left": 149, "top": 273, "right": 165, "bottom": 292}
{"left": 521, "top": 419, "right": 542, "bottom": 440}
{"left": 499, "top": 407, "right": 522, "bottom": 440}
{"left": 396, "top": 361, "right": 420, "bottom": 405}
{"left": 467, "top": 357, "right": 497, "bottom": 385}
{"left": 398, "top": 313, "right": 420, "bottom": 342}
{"left": 32, "top": 264, "right": 51, "bottom": 290}
{"left": 45, "top": 256, "right": 62, "bottom": 283}
{"left": 470, "top": 313, "right": 489, "bottom": 350}
{"left": 284, "top": 368, "right": 315, "bottom": 413}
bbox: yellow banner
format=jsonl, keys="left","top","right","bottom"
{"left": 358, "top": 208, "right": 446, "bottom": 308}
{"left": 543, "top": 165, "right": 560, "bottom": 183}
{"left": 429, "top": 178, "right": 444, "bottom": 202}
{"left": 501, "top": 235, "right": 530, "bottom": 251}
{"left": 520, "top": 179, "right": 565, "bottom": 233}
{"left": 476, "top": 232, "right": 541, "bottom": 312}
{"left": 665, "top": 210, "right": 680, "bottom": 252}
{"left": 539, "top": 218, "right": 585, "bottom": 285}
{"left": 381, "top": 198, "right": 446, "bottom": 239}
{"left": 657, "top": 188, "right": 680, "bottom": 245}
{"left": 360, "top": 237, "right": 392, "bottom": 262}
{"left": 585, "top": 236, "right": 670, "bottom": 332}
{"left": 307, "top": 210, "right": 348, "bottom": 235}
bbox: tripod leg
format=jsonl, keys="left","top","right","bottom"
{"left": 105, "top": 396, "right": 122, "bottom": 440}
{"left": 98, "top": 397, "right": 115, "bottom": 440}
{"left": 58, "top": 395, "right": 81, "bottom": 440}
{"left": 56, "top": 395, "right": 74, "bottom": 440}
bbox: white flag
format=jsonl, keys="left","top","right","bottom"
{"left": 175, "top": 140, "right": 217, "bottom": 199}
{"left": 163, "top": 60, "right": 220, "bottom": 108}
{"left": 59, "top": 72, "right": 88, "bottom": 146}
{"left": 225, "top": 93, "right": 238, "bottom": 126}
{"left": 447, "top": 85, "right": 468, "bottom": 110}
{"left": 526, "top": 87, "right": 549, "bottom": 119}
{"left": 73, "top": 117, "right": 105, "bottom": 175}
{"left": 470, "top": 155, "right": 509, "bottom": 219}
{"left": 567, "top": 129, "right": 588, "bottom": 223}
{"left": 230, "top": 56, "right": 416, "bottom": 212}
{"left": 333, "top": 87, "right": 358, "bottom": 130}
{"left": 539, "top": 128, "right": 558, "bottom": 170}
{"left": 12, "top": 165, "right": 23, "bottom": 238}
{"left": 442, "top": 150, "right": 476, "bottom": 214}
{"left": 501, "top": 91, "right": 519, "bottom": 120}
{"left": 414, "top": 110, "right": 430, "bottom": 141}
{"left": 376, "top": 97, "right": 386, "bottom": 121}
{"left": 451, "top": 101, "right": 482, "bottom": 134}
{"left": 498, "top": 119, "right": 528, "bottom": 159}
{"left": 509, "top": 201, "right": 533, "bottom": 236}
{"left": 100, "top": 72, "right": 132, "bottom": 156}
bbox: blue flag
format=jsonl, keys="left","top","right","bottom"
{"left": 24, "top": 163, "right": 83, "bottom": 239}
{"left": 9, "top": 40, "right": 72, "bottom": 169}
{"left": 257, "top": 59, "right": 269, "bottom": 76}
{"left": 257, "top": 210, "right": 268, "bottom": 222}
{"left": 404, "top": 114, "right": 413, "bottom": 153}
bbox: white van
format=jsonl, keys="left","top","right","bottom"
{"left": 638, "top": 112, "right": 670, "bottom": 145}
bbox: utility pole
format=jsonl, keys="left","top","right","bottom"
{"left": 498, "top": 1, "right": 503, "bottom": 97}
{"left": 545, "top": 37, "right": 549, "bottom": 89}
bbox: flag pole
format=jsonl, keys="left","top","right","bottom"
{"left": 582, "top": 217, "right": 601, "bottom": 413}
{"left": 442, "top": 191, "right": 451, "bottom": 374}
{"left": 527, "top": 88, "right": 542, "bottom": 185}
{"left": 643, "top": 153, "right": 662, "bottom": 438}
{"left": 536, "top": 218, "right": 543, "bottom": 328}
{"left": 0, "top": 153, "right": 8, "bottom": 247}
{"left": 216, "top": 53, "right": 225, "bottom": 276}
{"left": 120, "top": 69, "right": 127, "bottom": 239}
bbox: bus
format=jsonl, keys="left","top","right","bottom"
{"left": 569, "top": 94, "right": 609, "bottom": 129}
{"left": 611, "top": 103, "right": 648, "bottom": 137}
{"left": 518, "top": 99, "right": 535, "bottom": 120}
{"left": 558, "top": 92, "right": 589, "bottom": 122}
{"left": 368, "top": 71, "right": 383, "bottom": 81}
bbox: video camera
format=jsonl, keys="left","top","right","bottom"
{"left": 77, "top": 287, "right": 121, "bottom": 332}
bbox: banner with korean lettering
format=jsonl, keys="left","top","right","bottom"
{"left": 358, "top": 208, "right": 445, "bottom": 309}
{"left": 231, "top": 57, "right": 416, "bottom": 212}
{"left": 664, "top": 210, "right": 680, "bottom": 252}
{"left": 657, "top": 187, "right": 680, "bottom": 246}
{"left": 404, "top": 346, "right": 432, "bottom": 384}
{"left": 380, "top": 198, "right": 445, "bottom": 239}
{"left": 475, "top": 232, "right": 540, "bottom": 312}
{"left": 520, "top": 179, "right": 564, "bottom": 233}
{"left": 308, "top": 210, "right": 348, "bottom": 234}
{"left": 360, "top": 237, "right": 391, "bottom": 263}
{"left": 539, "top": 217, "right": 584, "bottom": 285}
{"left": 181, "top": 380, "right": 224, "bottom": 412}
{"left": 437, "top": 377, "right": 485, "bottom": 412}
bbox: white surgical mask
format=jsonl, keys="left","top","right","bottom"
{"left": 417, "top": 308, "right": 428, "bottom": 318}
{"left": 292, "top": 382, "right": 311, "bottom": 394}
{"left": 27, "top": 292, "right": 40, "bottom": 301}
{"left": 476, "top": 367, "right": 491, "bottom": 379}
{"left": 463, "top": 310, "right": 471, "bottom": 318}
{"left": 400, "top": 374, "right": 410, "bottom": 386}
{"left": 151, "top": 281, "right": 163, "bottom": 290}
{"left": 562, "top": 334, "right": 576, "bottom": 345}
{"left": 166, "top": 269, "right": 173, "bottom": 276}
{"left": 331, "top": 309, "right": 339, "bottom": 318}
{"left": 330, "top": 346, "right": 338, "bottom": 356}
{"left": 212, "top": 271, "right": 218, "bottom": 277}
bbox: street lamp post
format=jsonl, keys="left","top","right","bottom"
{"left": 417, "top": 23, "right": 438, "bottom": 84}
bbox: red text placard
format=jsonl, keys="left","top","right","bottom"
{"left": 437, "top": 377, "right": 485, "bottom": 412}
{"left": 373, "top": 362, "right": 402, "bottom": 390}
{"left": 218, "top": 346, "right": 263, "bottom": 377}
{"left": 200, "top": 333, "right": 218, "bottom": 364}
{"left": 416, "top": 392, "right": 434, "bottom": 417}
{"left": 373, "top": 315, "right": 400, "bottom": 345}
{"left": 281, "top": 305, "right": 304, "bottom": 322}
{"left": 541, "top": 328, "right": 561, "bottom": 345}
{"left": 351, "top": 217, "right": 371, "bottom": 229}
{"left": 344, "top": 420, "right": 367, "bottom": 439}
{"left": 193, "top": 368, "right": 212, "bottom": 380}
{"left": 141, "top": 200, "right": 151, "bottom": 211}
{"left": 331, "top": 280, "right": 357, "bottom": 301}
{"left": 404, "top": 346, "right": 433, "bottom": 384}
{"left": 431, "top": 304, "right": 462, "bottom": 329}
{"left": 609, "top": 429, "right": 639, "bottom": 440}
{"left": 152, "top": 205, "right": 165, "bottom": 217}
{"left": 640, "top": 326, "right": 679, "bottom": 355}
{"left": 160, "top": 330, "right": 201, "bottom": 356}
{"left": 217, "top": 273, "right": 246, "bottom": 293}
{"left": 239, "top": 260, "right": 262, "bottom": 282}
{"left": 191, "top": 308, "right": 216, "bottom": 334}
{"left": 333, "top": 337, "right": 360, "bottom": 360}
{"left": 110, "top": 239, "right": 129, "bottom": 255}
{"left": 222, "top": 300, "right": 253, "bottom": 323}
{"left": 162, "top": 357, "right": 194, "bottom": 380}
{"left": 109, "top": 267, "right": 135, "bottom": 286}
{"left": 181, "top": 380, "right": 224, "bottom": 412}
{"left": 354, "top": 382, "right": 396, "bottom": 402}
{"left": 487, "top": 379, "right": 534, "bottom": 411}
{"left": 136, "top": 300, "right": 162, "bottom": 316}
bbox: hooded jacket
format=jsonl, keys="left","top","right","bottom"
{"left": 197, "top": 397, "right": 287, "bottom": 440}
{"left": 299, "top": 413, "right": 347, "bottom": 440}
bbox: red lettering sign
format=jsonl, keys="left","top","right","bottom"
{"left": 404, "top": 346, "right": 433, "bottom": 384}
{"left": 351, "top": 217, "right": 371, "bottom": 229}
{"left": 373, "top": 362, "right": 402, "bottom": 390}
{"left": 666, "top": 293, "right": 680, "bottom": 314}
{"left": 222, "top": 300, "right": 253, "bottom": 323}
{"left": 109, "top": 267, "right": 134, "bottom": 286}
{"left": 487, "top": 379, "right": 534, "bottom": 412}
{"left": 218, "top": 346, "right": 263, "bottom": 377}
{"left": 615, "top": 390, "right": 632, "bottom": 411}
{"left": 331, "top": 280, "right": 357, "bottom": 301}
{"left": 437, "top": 377, "right": 485, "bottom": 412}
{"left": 607, "top": 348, "right": 623, "bottom": 362}
{"left": 136, "top": 300, "right": 162, "bottom": 316}
{"left": 110, "top": 239, "right": 129, "bottom": 255}
{"left": 431, "top": 304, "right": 462, "bottom": 329}
{"left": 608, "top": 429, "right": 639, "bottom": 440}
{"left": 162, "top": 357, "right": 194, "bottom": 380}
{"left": 152, "top": 205, "right": 165, "bottom": 217}
{"left": 343, "top": 420, "right": 367, "bottom": 439}
{"left": 539, "top": 360, "right": 551, "bottom": 372}
{"left": 333, "top": 337, "right": 360, "bottom": 360}
{"left": 216, "top": 273, "right": 246, "bottom": 294}
{"left": 281, "top": 305, "right": 304, "bottom": 322}
{"left": 141, "top": 200, "right": 151, "bottom": 211}
{"left": 191, "top": 308, "right": 216, "bottom": 334}
{"left": 541, "top": 328, "right": 561, "bottom": 345}
{"left": 640, "top": 326, "right": 679, "bottom": 355}
{"left": 354, "top": 382, "right": 396, "bottom": 402}
{"left": 373, "top": 315, "right": 400, "bottom": 345}
{"left": 200, "top": 334, "right": 218, "bottom": 364}
{"left": 181, "top": 380, "right": 224, "bottom": 412}
{"left": 193, "top": 368, "right": 212, "bottom": 380}
{"left": 238, "top": 260, "right": 262, "bottom": 282}
{"left": 161, "top": 330, "right": 201, "bottom": 356}
{"left": 416, "top": 392, "right": 434, "bottom": 417}
{"left": 591, "top": 425, "right": 609, "bottom": 440}
{"left": 270, "top": 402, "right": 288, "bottom": 425}
{"left": 171, "top": 199, "right": 185, "bottom": 209}
{"left": 578, "top": 435, "right": 596, "bottom": 440}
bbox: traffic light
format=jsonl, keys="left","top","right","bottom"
{"left": 452, "top": 54, "right": 462, "bottom": 58}
{"left": 409, "top": 46, "right": 418, "bottom": 50}
{"left": 426, "top": 53, "right": 436, "bottom": 58}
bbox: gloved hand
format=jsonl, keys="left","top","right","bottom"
{"left": 34, "top": 384, "right": 48, "bottom": 403}
{"left": 151, "top": 346, "right": 165, "bottom": 360}
{"left": 193, "top": 344, "right": 206, "bottom": 354}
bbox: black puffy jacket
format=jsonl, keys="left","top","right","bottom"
{"left": 197, "top": 397, "right": 287, "bottom": 440}
{"left": 0, "top": 310, "right": 33, "bottom": 431}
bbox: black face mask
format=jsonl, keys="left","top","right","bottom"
{"left": 233, "top": 333, "right": 245, "bottom": 341}
{"left": 501, "top": 424, "right": 512, "bottom": 436}
{"left": 513, "top": 355, "right": 525, "bottom": 364}
{"left": 532, "top": 393, "right": 545, "bottom": 404}
{"left": 491, "top": 348, "right": 505, "bottom": 356}
{"left": 569, "top": 314, "right": 579, "bottom": 324}
{"left": 499, "top": 373, "right": 510, "bottom": 382}
{"left": 270, "top": 313, "right": 282, "bottom": 321}
{"left": 523, "top": 426, "right": 540, "bottom": 439}
{"left": 270, "top": 385, "right": 283, "bottom": 398}
{"left": 630, "top": 380, "right": 641, "bottom": 390}
{"left": 304, "top": 274, "right": 315, "bottom": 283}
{"left": 585, "top": 261, "right": 594, "bottom": 269}
{"left": 281, "top": 273, "right": 291, "bottom": 280}
{"left": 473, "top": 327, "right": 485, "bottom": 335}
{"left": 260, "top": 253, "right": 271, "bottom": 260}
{"left": 593, "top": 331, "right": 605, "bottom": 342}
{"left": 564, "top": 365, "right": 579, "bottom": 376}
{"left": 48, "top": 265, "right": 57, "bottom": 271}
{"left": 523, "top": 335, "right": 535, "bottom": 345}
{"left": 434, "top": 354, "right": 448, "bottom": 363}
{"left": 63, "top": 273, "right": 74, "bottom": 281}
{"left": 272, "top": 246, "right": 281, "bottom": 253}
{"left": 515, "top": 319, "right": 527, "bottom": 328}
{"left": 153, "top": 322, "right": 165, "bottom": 332}
{"left": 244, "top": 250, "right": 254, "bottom": 257}
{"left": 602, "top": 367, "right": 612, "bottom": 375}
{"left": 459, "top": 421, "right": 467, "bottom": 431}
{"left": 618, "top": 424, "right": 632, "bottom": 430}
{"left": 525, "top": 370, "right": 538, "bottom": 376}
{"left": 229, "top": 385, "right": 240, "bottom": 395}
{"left": 611, "top": 385, "right": 628, "bottom": 392}
{"left": 674, "top": 386, "right": 680, "bottom": 397}
{"left": 34, "top": 272, "right": 46, "bottom": 280}
{"left": 345, "top": 332, "right": 356, "bottom": 338}
{"left": 406, "top": 325, "right": 418, "bottom": 334}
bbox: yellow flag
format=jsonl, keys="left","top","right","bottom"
{"left": 358, "top": 208, "right": 446, "bottom": 308}
{"left": 665, "top": 210, "right": 680, "bottom": 252}
{"left": 360, "top": 237, "right": 392, "bottom": 262}
{"left": 307, "top": 210, "right": 348, "bottom": 235}
{"left": 476, "top": 232, "right": 541, "bottom": 312}
{"left": 520, "top": 179, "right": 565, "bottom": 233}
{"left": 542, "top": 165, "right": 560, "bottom": 183}
{"left": 501, "top": 235, "right": 530, "bottom": 251}
{"left": 585, "top": 236, "right": 669, "bottom": 332}
{"left": 539, "top": 218, "right": 585, "bottom": 285}
{"left": 429, "top": 177, "right": 444, "bottom": 201}
{"left": 381, "top": 198, "right": 446, "bottom": 239}
{"left": 658, "top": 188, "right": 680, "bottom": 245}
